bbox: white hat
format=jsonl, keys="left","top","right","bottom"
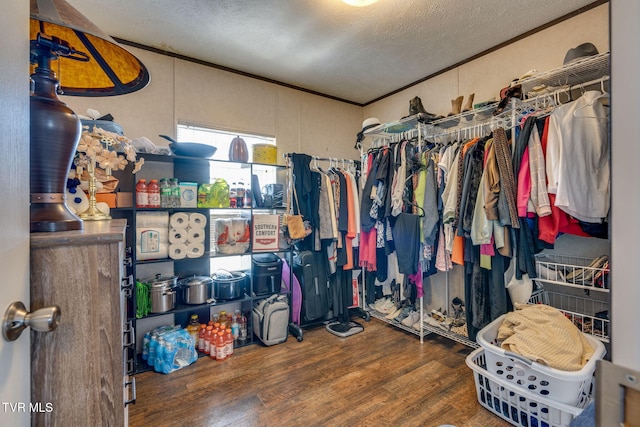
{"left": 355, "top": 117, "right": 381, "bottom": 149}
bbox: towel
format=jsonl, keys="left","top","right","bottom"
{"left": 497, "top": 303, "right": 595, "bottom": 371}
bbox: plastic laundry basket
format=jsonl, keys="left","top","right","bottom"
{"left": 475, "top": 314, "right": 606, "bottom": 408}
{"left": 466, "top": 348, "right": 586, "bottom": 427}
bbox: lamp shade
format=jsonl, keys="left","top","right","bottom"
{"left": 30, "top": 0, "right": 150, "bottom": 96}
{"left": 29, "top": 0, "right": 150, "bottom": 232}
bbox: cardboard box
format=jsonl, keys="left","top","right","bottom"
{"left": 95, "top": 193, "right": 117, "bottom": 208}
{"left": 116, "top": 192, "right": 133, "bottom": 208}
{"left": 179, "top": 182, "right": 198, "bottom": 207}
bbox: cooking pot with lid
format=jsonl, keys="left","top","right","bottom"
{"left": 179, "top": 275, "right": 213, "bottom": 305}
{"left": 211, "top": 270, "right": 248, "bottom": 301}
{"left": 146, "top": 274, "right": 178, "bottom": 313}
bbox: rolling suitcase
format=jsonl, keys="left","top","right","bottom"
{"left": 293, "top": 250, "right": 330, "bottom": 324}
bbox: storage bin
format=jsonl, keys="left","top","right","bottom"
{"left": 466, "top": 348, "right": 586, "bottom": 427}
{"left": 475, "top": 313, "right": 606, "bottom": 408}
{"left": 252, "top": 253, "right": 283, "bottom": 296}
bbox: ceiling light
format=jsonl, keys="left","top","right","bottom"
{"left": 342, "top": 0, "right": 379, "bottom": 7}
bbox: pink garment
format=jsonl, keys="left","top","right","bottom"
{"left": 517, "top": 146, "right": 532, "bottom": 217}
{"left": 408, "top": 263, "right": 423, "bottom": 298}
{"left": 358, "top": 229, "right": 377, "bottom": 271}
{"left": 480, "top": 235, "right": 496, "bottom": 256}
{"left": 435, "top": 225, "right": 452, "bottom": 272}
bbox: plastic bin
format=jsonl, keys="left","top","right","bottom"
{"left": 475, "top": 313, "right": 606, "bottom": 407}
{"left": 466, "top": 348, "right": 586, "bottom": 427}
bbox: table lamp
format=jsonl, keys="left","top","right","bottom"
{"left": 30, "top": 0, "right": 150, "bottom": 232}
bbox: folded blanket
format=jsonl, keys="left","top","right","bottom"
{"left": 497, "top": 303, "right": 595, "bottom": 371}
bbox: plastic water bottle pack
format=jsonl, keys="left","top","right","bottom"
{"left": 144, "top": 325, "right": 198, "bottom": 374}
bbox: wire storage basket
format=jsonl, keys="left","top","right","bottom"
{"left": 532, "top": 253, "right": 610, "bottom": 342}
{"left": 466, "top": 348, "right": 587, "bottom": 427}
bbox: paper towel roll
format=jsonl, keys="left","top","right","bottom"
{"left": 170, "top": 212, "right": 190, "bottom": 229}
{"left": 186, "top": 243, "right": 205, "bottom": 258}
{"left": 136, "top": 243, "right": 169, "bottom": 261}
{"left": 169, "top": 228, "right": 188, "bottom": 244}
{"left": 169, "top": 243, "right": 188, "bottom": 260}
{"left": 187, "top": 227, "right": 205, "bottom": 243}
{"left": 189, "top": 212, "right": 207, "bottom": 228}
{"left": 137, "top": 211, "right": 169, "bottom": 228}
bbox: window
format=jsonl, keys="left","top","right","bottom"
{"left": 176, "top": 124, "right": 279, "bottom": 274}
{"left": 176, "top": 124, "right": 275, "bottom": 162}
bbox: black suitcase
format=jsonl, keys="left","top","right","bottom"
{"left": 293, "top": 250, "right": 330, "bottom": 324}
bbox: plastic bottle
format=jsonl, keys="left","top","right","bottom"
{"left": 219, "top": 311, "right": 228, "bottom": 329}
{"left": 198, "top": 324, "right": 207, "bottom": 352}
{"left": 239, "top": 312, "right": 248, "bottom": 343}
{"left": 142, "top": 331, "right": 151, "bottom": 360}
{"left": 187, "top": 314, "right": 200, "bottom": 347}
{"left": 169, "top": 178, "right": 181, "bottom": 208}
{"left": 204, "top": 325, "right": 213, "bottom": 355}
{"left": 215, "top": 331, "right": 227, "bottom": 361}
{"left": 236, "top": 181, "right": 245, "bottom": 207}
{"left": 209, "top": 329, "right": 218, "bottom": 360}
{"left": 231, "top": 312, "right": 240, "bottom": 342}
{"left": 160, "top": 178, "right": 171, "bottom": 208}
{"left": 136, "top": 179, "right": 148, "bottom": 208}
{"left": 229, "top": 183, "right": 237, "bottom": 208}
{"left": 243, "top": 187, "right": 253, "bottom": 208}
{"left": 154, "top": 338, "right": 166, "bottom": 372}
{"left": 148, "top": 332, "right": 158, "bottom": 366}
{"left": 225, "top": 328, "right": 234, "bottom": 357}
{"left": 147, "top": 179, "right": 161, "bottom": 208}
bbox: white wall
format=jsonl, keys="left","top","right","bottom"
{"left": 611, "top": 1, "right": 640, "bottom": 370}
{"left": 61, "top": 49, "right": 363, "bottom": 164}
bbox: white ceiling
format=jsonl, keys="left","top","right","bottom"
{"left": 68, "top": 0, "right": 599, "bottom": 105}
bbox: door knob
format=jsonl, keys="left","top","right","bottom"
{"left": 2, "top": 301, "right": 61, "bottom": 342}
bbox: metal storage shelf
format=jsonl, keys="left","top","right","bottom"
{"left": 534, "top": 253, "right": 609, "bottom": 293}
{"left": 516, "top": 52, "right": 610, "bottom": 96}
{"left": 368, "top": 310, "right": 431, "bottom": 338}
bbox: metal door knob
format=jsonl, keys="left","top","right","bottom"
{"left": 2, "top": 301, "right": 61, "bottom": 342}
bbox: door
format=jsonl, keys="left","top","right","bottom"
{"left": 0, "top": 2, "right": 31, "bottom": 426}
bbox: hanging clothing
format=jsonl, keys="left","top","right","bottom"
{"left": 392, "top": 212, "right": 420, "bottom": 275}
{"left": 546, "top": 91, "right": 610, "bottom": 223}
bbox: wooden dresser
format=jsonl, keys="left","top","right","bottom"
{"left": 30, "top": 219, "right": 130, "bottom": 426}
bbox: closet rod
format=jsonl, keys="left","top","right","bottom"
{"left": 283, "top": 153, "right": 357, "bottom": 164}
{"left": 428, "top": 75, "right": 611, "bottom": 140}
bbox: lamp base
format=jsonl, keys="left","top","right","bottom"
{"left": 78, "top": 207, "right": 111, "bottom": 221}
{"left": 30, "top": 196, "right": 83, "bottom": 232}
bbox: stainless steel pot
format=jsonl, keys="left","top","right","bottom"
{"left": 147, "top": 274, "right": 177, "bottom": 313}
{"left": 179, "top": 275, "right": 212, "bottom": 305}
{"left": 211, "top": 270, "right": 248, "bottom": 301}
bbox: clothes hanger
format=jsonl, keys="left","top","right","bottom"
{"left": 572, "top": 79, "right": 609, "bottom": 119}
{"left": 403, "top": 198, "right": 425, "bottom": 217}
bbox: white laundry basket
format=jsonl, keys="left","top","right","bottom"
{"left": 475, "top": 314, "right": 606, "bottom": 408}
{"left": 466, "top": 348, "right": 586, "bottom": 427}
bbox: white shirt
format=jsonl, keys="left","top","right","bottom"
{"left": 545, "top": 91, "right": 609, "bottom": 223}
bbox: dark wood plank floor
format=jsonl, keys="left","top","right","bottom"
{"left": 129, "top": 318, "right": 511, "bottom": 427}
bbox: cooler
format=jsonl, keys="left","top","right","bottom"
{"left": 252, "top": 253, "right": 283, "bottom": 296}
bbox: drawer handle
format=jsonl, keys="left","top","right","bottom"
{"left": 124, "top": 377, "right": 136, "bottom": 406}
{"left": 123, "top": 320, "right": 135, "bottom": 347}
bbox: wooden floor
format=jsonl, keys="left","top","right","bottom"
{"left": 129, "top": 318, "right": 511, "bottom": 427}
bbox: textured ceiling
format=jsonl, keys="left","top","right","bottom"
{"left": 67, "top": 0, "right": 599, "bottom": 105}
